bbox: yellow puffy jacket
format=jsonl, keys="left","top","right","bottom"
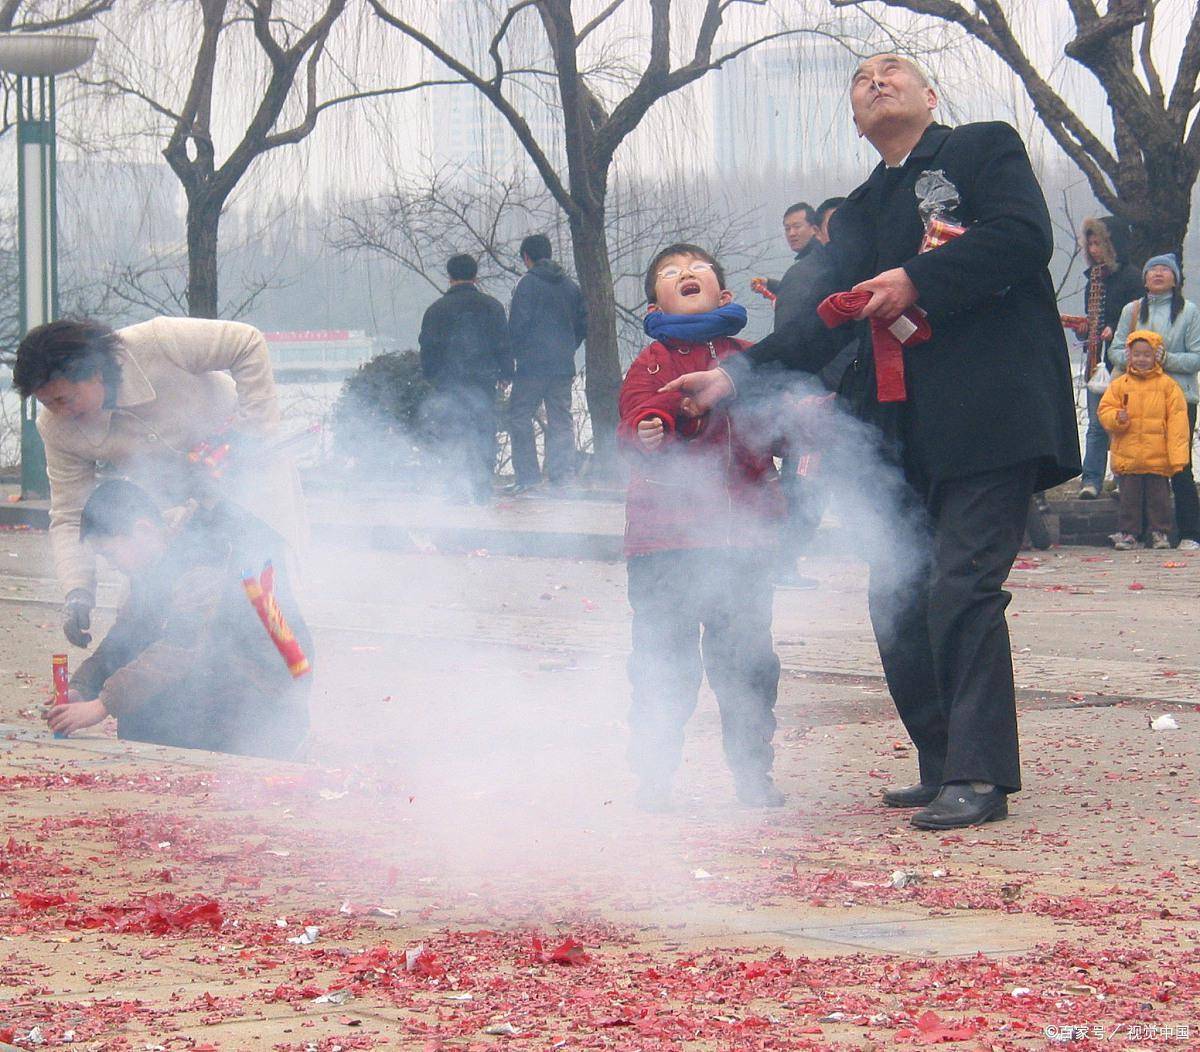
{"left": 1098, "top": 364, "right": 1190, "bottom": 476}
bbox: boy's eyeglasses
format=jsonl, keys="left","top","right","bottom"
{"left": 657, "top": 261, "right": 715, "bottom": 282}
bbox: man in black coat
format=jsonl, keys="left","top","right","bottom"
{"left": 507, "top": 234, "right": 587, "bottom": 492}
{"left": 664, "top": 53, "right": 1080, "bottom": 829}
{"left": 764, "top": 202, "right": 827, "bottom": 585}
{"left": 418, "top": 254, "right": 512, "bottom": 503}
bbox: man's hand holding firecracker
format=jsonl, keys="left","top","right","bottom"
{"left": 43, "top": 691, "right": 106, "bottom": 735}
{"left": 658, "top": 368, "right": 735, "bottom": 418}
{"left": 851, "top": 267, "right": 920, "bottom": 320}
{"left": 636, "top": 416, "right": 665, "bottom": 450}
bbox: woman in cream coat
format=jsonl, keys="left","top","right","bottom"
{"left": 13, "top": 316, "right": 305, "bottom": 648}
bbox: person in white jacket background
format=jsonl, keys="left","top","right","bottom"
{"left": 13, "top": 316, "right": 306, "bottom": 647}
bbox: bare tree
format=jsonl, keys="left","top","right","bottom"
{"left": 368, "top": 0, "right": 821, "bottom": 471}
{"left": 832, "top": 0, "right": 1200, "bottom": 263}
{"left": 78, "top": 1, "right": 455, "bottom": 318}
{"left": 331, "top": 161, "right": 774, "bottom": 361}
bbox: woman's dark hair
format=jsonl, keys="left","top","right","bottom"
{"left": 1136, "top": 287, "right": 1186, "bottom": 327}
{"left": 644, "top": 243, "right": 726, "bottom": 304}
{"left": 12, "top": 318, "right": 122, "bottom": 397}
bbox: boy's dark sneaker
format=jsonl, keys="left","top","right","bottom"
{"left": 634, "top": 780, "right": 673, "bottom": 813}
{"left": 735, "top": 774, "right": 786, "bottom": 808}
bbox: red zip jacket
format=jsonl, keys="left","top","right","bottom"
{"left": 618, "top": 335, "right": 787, "bottom": 558}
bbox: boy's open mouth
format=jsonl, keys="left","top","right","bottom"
{"left": 680, "top": 280, "right": 702, "bottom": 296}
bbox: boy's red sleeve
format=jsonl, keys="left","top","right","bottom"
{"left": 618, "top": 344, "right": 686, "bottom": 451}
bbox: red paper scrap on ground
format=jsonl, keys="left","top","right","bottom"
{"left": 897, "top": 1010, "right": 982, "bottom": 1043}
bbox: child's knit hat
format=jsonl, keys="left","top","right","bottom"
{"left": 1126, "top": 328, "right": 1165, "bottom": 365}
{"left": 1142, "top": 253, "right": 1181, "bottom": 284}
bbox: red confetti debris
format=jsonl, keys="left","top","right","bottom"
{"left": 897, "top": 1009, "right": 982, "bottom": 1043}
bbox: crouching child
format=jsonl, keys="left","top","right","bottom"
{"left": 43, "top": 480, "right": 311, "bottom": 758}
{"left": 618, "top": 242, "right": 798, "bottom": 812}
{"left": 1099, "top": 330, "right": 1190, "bottom": 550}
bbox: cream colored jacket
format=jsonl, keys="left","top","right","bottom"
{"left": 40, "top": 316, "right": 302, "bottom": 598}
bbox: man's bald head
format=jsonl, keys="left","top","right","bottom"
{"left": 849, "top": 52, "right": 937, "bottom": 158}
{"left": 852, "top": 53, "right": 930, "bottom": 89}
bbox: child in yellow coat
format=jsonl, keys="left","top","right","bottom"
{"left": 1099, "top": 329, "right": 1190, "bottom": 549}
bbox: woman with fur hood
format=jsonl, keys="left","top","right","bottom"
{"left": 1074, "top": 216, "right": 1145, "bottom": 499}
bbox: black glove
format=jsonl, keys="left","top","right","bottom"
{"left": 63, "top": 589, "right": 94, "bottom": 648}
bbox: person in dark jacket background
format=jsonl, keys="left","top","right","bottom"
{"left": 664, "top": 54, "right": 1080, "bottom": 830}
{"left": 43, "top": 480, "right": 311, "bottom": 759}
{"left": 1074, "top": 216, "right": 1145, "bottom": 499}
{"left": 418, "top": 254, "right": 512, "bottom": 504}
{"left": 507, "top": 234, "right": 587, "bottom": 493}
{"left": 762, "top": 202, "right": 827, "bottom": 586}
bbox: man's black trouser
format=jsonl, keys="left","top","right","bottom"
{"left": 509, "top": 373, "right": 575, "bottom": 485}
{"left": 868, "top": 459, "right": 1037, "bottom": 794}
{"left": 626, "top": 550, "right": 779, "bottom": 784}
{"left": 425, "top": 383, "right": 497, "bottom": 501}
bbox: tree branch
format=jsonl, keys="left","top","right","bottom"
{"left": 1138, "top": 0, "right": 1164, "bottom": 106}
{"left": 576, "top": 0, "right": 626, "bottom": 44}
{"left": 369, "top": 0, "right": 574, "bottom": 214}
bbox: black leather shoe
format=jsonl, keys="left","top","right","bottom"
{"left": 881, "top": 782, "right": 940, "bottom": 808}
{"left": 910, "top": 783, "right": 1008, "bottom": 830}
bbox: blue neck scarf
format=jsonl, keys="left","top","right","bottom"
{"left": 644, "top": 302, "right": 747, "bottom": 343}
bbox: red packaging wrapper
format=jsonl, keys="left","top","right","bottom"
{"left": 52, "top": 653, "right": 69, "bottom": 705}
{"left": 242, "top": 562, "right": 311, "bottom": 678}
{"left": 817, "top": 290, "right": 931, "bottom": 403}
{"left": 52, "top": 653, "right": 70, "bottom": 739}
{"left": 919, "top": 216, "right": 966, "bottom": 253}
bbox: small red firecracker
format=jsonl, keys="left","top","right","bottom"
{"left": 187, "top": 436, "right": 234, "bottom": 479}
{"left": 749, "top": 276, "right": 776, "bottom": 303}
{"left": 52, "top": 653, "right": 70, "bottom": 739}
{"left": 919, "top": 216, "right": 967, "bottom": 253}
{"left": 242, "top": 562, "right": 311, "bottom": 678}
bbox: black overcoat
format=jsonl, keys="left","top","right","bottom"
{"left": 730, "top": 121, "right": 1081, "bottom": 492}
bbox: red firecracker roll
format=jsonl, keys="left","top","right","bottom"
{"left": 817, "top": 291, "right": 931, "bottom": 403}
{"left": 242, "top": 562, "right": 311, "bottom": 678}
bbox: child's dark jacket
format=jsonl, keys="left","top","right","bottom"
{"left": 72, "top": 501, "right": 311, "bottom": 756}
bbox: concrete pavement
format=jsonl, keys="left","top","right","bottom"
{"left": 0, "top": 526, "right": 1197, "bottom": 1047}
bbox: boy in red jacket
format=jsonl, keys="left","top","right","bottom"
{"left": 618, "top": 242, "right": 788, "bottom": 812}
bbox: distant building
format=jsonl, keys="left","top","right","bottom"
{"left": 425, "top": 0, "right": 560, "bottom": 174}
{"left": 265, "top": 330, "right": 379, "bottom": 380}
{"left": 711, "top": 40, "right": 872, "bottom": 179}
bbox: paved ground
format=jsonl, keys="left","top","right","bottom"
{"left": 1, "top": 521, "right": 1198, "bottom": 1049}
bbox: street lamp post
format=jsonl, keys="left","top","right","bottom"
{"left": 0, "top": 33, "right": 96, "bottom": 498}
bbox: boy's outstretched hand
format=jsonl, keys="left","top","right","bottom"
{"left": 43, "top": 694, "right": 107, "bottom": 736}
{"left": 636, "top": 416, "right": 665, "bottom": 450}
{"left": 659, "top": 368, "right": 734, "bottom": 416}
